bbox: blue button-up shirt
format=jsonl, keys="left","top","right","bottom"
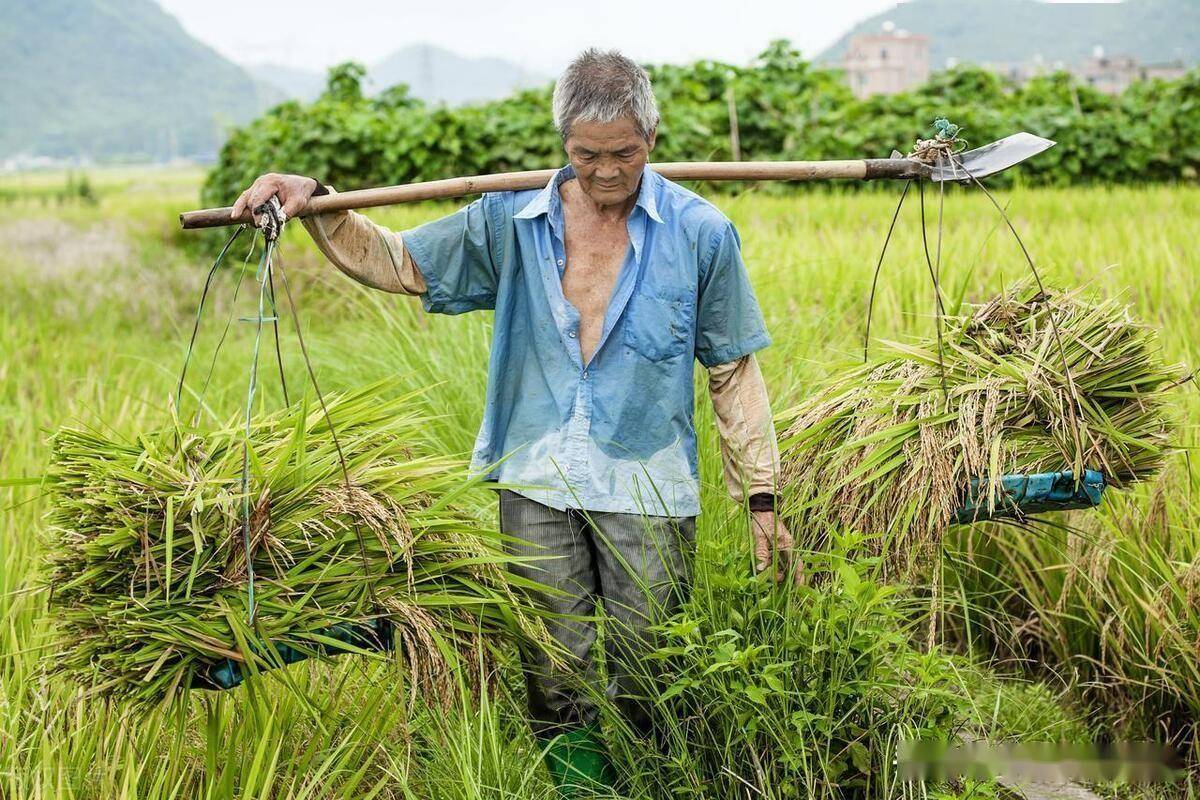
{"left": 401, "top": 164, "right": 770, "bottom": 517}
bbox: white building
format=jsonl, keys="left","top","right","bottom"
{"left": 843, "top": 22, "right": 931, "bottom": 99}
{"left": 1077, "top": 46, "right": 1188, "bottom": 94}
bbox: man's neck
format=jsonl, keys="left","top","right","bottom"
{"left": 561, "top": 178, "right": 639, "bottom": 223}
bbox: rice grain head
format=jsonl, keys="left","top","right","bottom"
{"left": 777, "top": 282, "right": 1185, "bottom": 578}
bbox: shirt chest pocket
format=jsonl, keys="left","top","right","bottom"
{"left": 623, "top": 283, "right": 695, "bottom": 362}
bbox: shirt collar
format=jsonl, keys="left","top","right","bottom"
{"left": 514, "top": 163, "right": 664, "bottom": 225}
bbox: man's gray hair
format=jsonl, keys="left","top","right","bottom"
{"left": 552, "top": 48, "right": 660, "bottom": 142}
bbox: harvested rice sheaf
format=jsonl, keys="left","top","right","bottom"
{"left": 43, "top": 383, "right": 550, "bottom": 704}
{"left": 778, "top": 283, "right": 1186, "bottom": 575}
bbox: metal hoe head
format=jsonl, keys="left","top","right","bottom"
{"left": 930, "top": 132, "right": 1056, "bottom": 182}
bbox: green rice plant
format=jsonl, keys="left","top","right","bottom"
{"left": 42, "top": 382, "right": 552, "bottom": 706}
{"left": 592, "top": 528, "right": 1091, "bottom": 799}
{"left": 777, "top": 282, "right": 1186, "bottom": 577}
{"left": 942, "top": 476, "right": 1200, "bottom": 752}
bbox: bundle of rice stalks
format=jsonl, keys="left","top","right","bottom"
{"left": 43, "top": 382, "right": 551, "bottom": 705}
{"left": 778, "top": 282, "right": 1185, "bottom": 576}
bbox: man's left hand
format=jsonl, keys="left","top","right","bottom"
{"left": 751, "top": 510, "right": 804, "bottom": 585}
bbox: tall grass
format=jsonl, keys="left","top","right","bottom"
{"left": 1, "top": 173, "right": 1198, "bottom": 797}
{"left": 593, "top": 528, "right": 1093, "bottom": 799}
{"left": 942, "top": 484, "right": 1200, "bottom": 755}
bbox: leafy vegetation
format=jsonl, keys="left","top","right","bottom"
{"left": 944, "top": 483, "right": 1200, "bottom": 749}
{"left": 600, "top": 533, "right": 1090, "bottom": 798}
{"left": 203, "top": 41, "right": 1200, "bottom": 208}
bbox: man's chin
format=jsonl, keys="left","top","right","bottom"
{"left": 587, "top": 186, "right": 634, "bottom": 205}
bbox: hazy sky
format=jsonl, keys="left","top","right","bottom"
{"left": 157, "top": 0, "right": 1122, "bottom": 74}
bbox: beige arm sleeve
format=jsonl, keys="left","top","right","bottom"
{"left": 299, "top": 186, "right": 427, "bottom": 295}
{"left": 707, "top": 353, "right": 781, "bottom": 502}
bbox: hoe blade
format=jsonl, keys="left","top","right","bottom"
{"left": 930, "top": 132, "right": 1056, "bottom": 182}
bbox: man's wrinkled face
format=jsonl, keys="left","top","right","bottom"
{"left": 564, "top": 117, "right": 656, "bottom": 206}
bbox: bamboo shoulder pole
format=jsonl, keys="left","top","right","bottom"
{"left": 179, "top": 158, "right": 929, "bottom": 230}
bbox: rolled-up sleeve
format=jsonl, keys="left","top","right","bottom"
{"left": 694, "top": 220, "right": 771, "bottom": 367}
{"left": 401, "top": 194, "right": 506, "bottom": 315}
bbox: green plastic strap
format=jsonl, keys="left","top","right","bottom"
{"left": 180, "top": 226, "right": 375, "bottom": 638}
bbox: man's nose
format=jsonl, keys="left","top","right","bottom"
{"left": 595, "top": 159, "right": 621, "bottom": 180}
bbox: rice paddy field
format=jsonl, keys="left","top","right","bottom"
{"left": 2, "top": 168, "right": 1199, "bottom": 799}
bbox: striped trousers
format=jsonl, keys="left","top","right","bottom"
{"left": 498, "top": 489, "right": 696, "bottom": 736}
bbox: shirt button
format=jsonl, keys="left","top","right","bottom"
{"left": 568, "top": 331, "right": 576, "bottom": 338}
{"left": 582, "top": 371, "right": 589, "bottom": 379}
{"left": 556, "top": 259, "right": 564, "bottom": 267}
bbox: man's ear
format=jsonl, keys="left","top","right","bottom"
{"left": 646, "top": 126, "right": 657, "bottom": 152}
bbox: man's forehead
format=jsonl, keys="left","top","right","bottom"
{"left": 567, "top": 119, "right": 644, "bottom": 151}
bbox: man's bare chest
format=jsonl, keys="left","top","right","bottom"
{"left": 560, "top": 217, "right": 630, "bottom": 360}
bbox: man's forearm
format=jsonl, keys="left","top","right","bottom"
{"left": 707, "top": 353, "right": 781, "bottom": 508}
{"left": 299, "top": 184, "right": 427, "bottom": 295}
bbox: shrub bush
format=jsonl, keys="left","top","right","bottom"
{"left": 202, "top": 41, "right": 1200, "bottom": 209}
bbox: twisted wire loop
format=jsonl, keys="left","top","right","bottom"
{"left": 252, "top": 196, "right": 292, "bottom": 406}
{"left": 174, "top": 196, "right": 376, "bottom": 626}
{"left": 861, "top": 119, "right": 960, "bottom": 398}
{"left": 918, "top": 181, "right": 949, "bottom": 401}
{"left": 175, "top": 225, "right": 246, "bottom": 418}
{"left": 863, "top": 116, "right": 1090, "bottom": 519}
{"left": 945, "top": 150, "right": 1089, "bottom": 463}
{"left": 858, "top": 115, "right": 1125, "bottom": 648}
{"left": 254, "top": 196, "right": 287, "bottom": 244}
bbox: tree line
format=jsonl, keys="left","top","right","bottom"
{"left": 202, "top": 40, "right": 1200, "bottom": 206}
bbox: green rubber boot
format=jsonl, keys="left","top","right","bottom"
{"left": 540, "top": 724, "right": 617, "bottom": 797}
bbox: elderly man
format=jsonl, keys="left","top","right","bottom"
{"left": 233, "top": 48, "right": 797, "bottom": 794}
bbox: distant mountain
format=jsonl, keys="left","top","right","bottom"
{"left": 370, "top": 44, "right": 548, "bottom": 105}
{"left": 819, "top": 0, "right": 1200, "bottom": 70}
{"left": 252, "top": 44, "right": 549, "bottom": 106}
{"left": 0, "top": 0, "right": 281, "bottom": 162}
